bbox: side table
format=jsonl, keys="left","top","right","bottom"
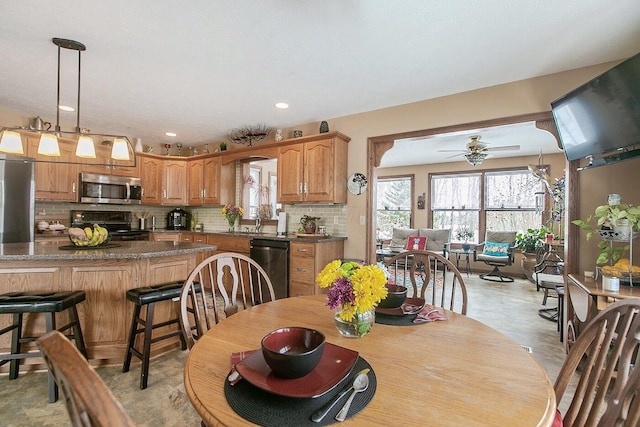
{"left": 448, "top": 248, "right": 475, "bottom": 277}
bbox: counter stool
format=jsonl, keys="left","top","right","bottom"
{"left": 0, "top": 291, "right": 87, "bottom": 403}
{"left": 123, "top": 281, "right": 195, "bottom": 389}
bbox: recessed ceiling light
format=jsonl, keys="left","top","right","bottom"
{"left": 58, "top": 105, "right": 75, "bottom": 112}
{"left": 275, "top": 102, "right": 289, "bottom": 109}
{"left": 165, "top": 132, "right": 177, "bottom": 137}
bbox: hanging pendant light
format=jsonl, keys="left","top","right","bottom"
{"left": 0, "top": 38, "right": 135, "bottom": 167}
{"left": 0, "top": 130, "right": 25, "bottom": 154}
{"left": 75, "top": 135, "right": 96, "bottom": 158}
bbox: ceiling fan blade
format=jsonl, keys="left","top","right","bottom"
{"left": 437, "top": 149, "right": 467, "bottom": 153}
{"left": 444, "top": 152, "right": 464, "bottom": 159}
{"left": 486, "top": 145, "right": 520, "bottom": 152}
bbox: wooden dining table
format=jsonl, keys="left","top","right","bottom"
{"left": 184, "top": 294, "right": 556, "bottom": 426}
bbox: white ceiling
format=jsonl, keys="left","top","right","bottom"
{"left": 380, "top": 121, "right": 563, "bottom": 167}
{"left": 1, "top": 1, "right": 639, "bottom": 156}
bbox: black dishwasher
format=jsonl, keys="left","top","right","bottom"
{"left": 250, "top": 239, "right": 289, "bottom": 299}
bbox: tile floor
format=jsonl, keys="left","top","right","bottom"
{"left": 0, "top": 275, "right": 568, "bottom": 426}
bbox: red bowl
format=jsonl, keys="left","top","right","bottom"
{"left": 261, "top": 327, "right": 325, "bottom": 379}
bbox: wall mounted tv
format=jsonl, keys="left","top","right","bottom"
{"left": 551, "top": 51, "right": 640, "bottom": 163}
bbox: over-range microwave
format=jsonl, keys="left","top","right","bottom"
{"left": 79, "top": 173, "right": 142, "bottom": 204}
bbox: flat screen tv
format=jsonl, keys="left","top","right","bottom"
{"left": 551, "top": 51, "right": 640, "bottom": 162}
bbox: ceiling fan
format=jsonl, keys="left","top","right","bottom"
{"left": 438, "top": 135, "right": 520, "bottom": 166}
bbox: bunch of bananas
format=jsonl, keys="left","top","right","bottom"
{"left": 68, "top": 224, "right": 109, "bottom": 247}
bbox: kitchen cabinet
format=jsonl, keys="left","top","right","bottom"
{"left": 289, "top": 239, "right": 344, "bottom": 297}
{"left": 180, "top": 232, "right": 208, "bottom": 243}
{"left": 78, "top": 142, "right": 138, "bottom": 177}
{"left": 138, "top": 154, "right": 187, "bottom": 206}
{"left": 206, "top": 234, "right": 250, "bottom": 255}
{"left": 187, "top": 156, "right": 235, "bottom": 206}
{"left": 150, "top": 232, "right": 181, "bottom": 242}
{"left": 26, "top": 135, "right": 78, "bottom": 202}
{"left": 163, "top": 158, "right": 187, "bottom": 205}
{"left": 277, "top": 133, "right": 349, "bottom": 204}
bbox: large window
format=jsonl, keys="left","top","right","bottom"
{"left": 376, "top": 176, "right": 413, "bottom": 241}
{"left": 431, "top": 169, "right": 543, "bottom": 242}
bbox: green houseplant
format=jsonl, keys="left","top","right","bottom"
{"left": 572, "top": 201, "right": 640, "bottom": 265}
{"left": 515, "top": 227, "right": 549, "bottom": 254}
{"left": 456, "top": 227, "right": 474, "bottom": 250}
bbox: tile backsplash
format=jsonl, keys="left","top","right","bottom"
{"left": 35, "top": 202, "right": 348, "bottom": 236}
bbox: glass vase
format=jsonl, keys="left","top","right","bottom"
{"left": 334, "top": 309, "right": 375, "bottom": 338}
{"left": 227, "top": 215, "right": 237, "bottom": 232}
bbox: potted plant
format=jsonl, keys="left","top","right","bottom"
{"left": 515, "top": 227, "right": 550, "bottom": 282}
{"left": 572, "top": 201, "right": 640, "bottom": 265}
{"left": 298, "top": 215, "right": 321, "bottom": 234}
{"left": 456, "top": 227, "right": 474, "bottom": 250}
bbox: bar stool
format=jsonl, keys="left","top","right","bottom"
{"left": 123, "top": 281, "right": 192, "bottom": 389}
{"left": 0, "top": 291, "right": 87, "bottom": 403}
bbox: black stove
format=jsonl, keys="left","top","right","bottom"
{"left": 70, "top": 210, "right": 150, "bottom": 241}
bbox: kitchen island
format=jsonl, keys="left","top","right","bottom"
{"left": 0, "top": 241, "right": 216, "bottom": 371}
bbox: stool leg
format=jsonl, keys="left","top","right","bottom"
{"left": 9, "top": 313, "right": 23, "bottom": 380}
{"left": 68, "top": 305, "right": 87, "bottom": 359}
{"left": 140, "top": 302, "right": 155, "bottom": 390}
{"left": 45, "top": 312, "right": 59, "bottom": 403}
{"left": 123, "top": 303, "right": 142, "bottom": 373}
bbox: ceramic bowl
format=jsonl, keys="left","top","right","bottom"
{"left": 261, "top": 327, "right": 325, "bottom": 379}
{"left": 378, "top": 284, "right": 408, "bottom": 309}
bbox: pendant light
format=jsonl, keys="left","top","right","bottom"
{"left": 0, "top": 37, "right": 135, "bottom": 166}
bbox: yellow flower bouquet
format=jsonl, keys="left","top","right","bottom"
{"left": 316, "top": 260, "right": 388, "bottom": 337}
{"left": 221, "top": 204, "right": 244, "bottom": 232}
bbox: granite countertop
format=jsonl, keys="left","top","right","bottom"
{"left": 0, "top": 241, "right": 217, "bottom": 261}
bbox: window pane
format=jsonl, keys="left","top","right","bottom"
{"left": 433, "top": 210, "right": 479, "bottom": 243}
{"left": 431, "top": 174, "right": 481, "bottom": 209}
{"left": 376, "top": 177, "right": 412, "bottom": 241}
{"left": 486, "top": 210, "right": 542, "bottom": 233}
{"left": 485, "top": 170, "right": 542, "bottom": 209}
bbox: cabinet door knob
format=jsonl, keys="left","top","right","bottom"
{"left": 297, "top": 267, "right": 307, "bottom": 272}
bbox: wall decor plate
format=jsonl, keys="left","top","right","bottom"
{"left": 347, "top": 173, "right": 367, "bottom": 195}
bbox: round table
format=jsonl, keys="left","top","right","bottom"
{"left": 184, "top": 295, "right": 556, "bottom": 426}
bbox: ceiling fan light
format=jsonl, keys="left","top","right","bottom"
{"left": 465, "top": 151, "right": 486, "bottom": 166}
{"left": 38, "top": 133, "right": 61, "bottom": 156}
{"left": 111, "top": 138, "right": 131, "bottom": 160}
{"left": 0, "top": 130, "right": 25, "bottom": 154}
{"left": 75, "top": 135, "right": 96, "bottom": 158}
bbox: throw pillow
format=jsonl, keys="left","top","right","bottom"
{"left": 483, "top": 241, "right": 510, "bottom": 257}
{"left": 405, "top": 235, "right": 427, "bottom": 250}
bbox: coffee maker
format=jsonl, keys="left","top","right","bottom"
{"left": 167, "top": 207, "right": 190, "bottom": 230}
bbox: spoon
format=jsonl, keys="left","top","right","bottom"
{"left": 335, "top": 371, "right": 369, "bottom": 422}
{"left": 310, "top": 368, "right": 370, "bottom": 422}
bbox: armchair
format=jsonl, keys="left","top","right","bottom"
{"left": 474, "top": 230, "right": 517, "bottom": 282}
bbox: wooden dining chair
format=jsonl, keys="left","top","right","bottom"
{"left": 384, "top": 249, "right": 468, "bottom": 315}
{"left": 179, "top": 252, "right": 276, "bottom": 349}
{"left": 553, "top": 298, "right": 640, "bottom": 427}
{"left": 36, "top": 330, "right": 135, "bottom": 427}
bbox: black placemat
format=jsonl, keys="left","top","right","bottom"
{"left": 375, "top": 312, "right": 419, "bottom": 326}
{"left": 224, "top": 356, "right": 376, "bottom": 426}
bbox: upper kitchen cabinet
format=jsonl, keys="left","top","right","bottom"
{"left": 138, "top": 154, "right": 187, "bottom": 205}
{"left": 277, "top": 132, "right": 350, "bottom": 204}
{"left": 187, "top": 156, "right": 234, "bottom": 206}
{"left": 139, "top": 155, "right": 163, "bottom": 204}
{"left": 26, "top": 135, "right": 78, "bottom": 202}
{"left": 79, "top": 142, "right": 138, "bottom": 177}
{"left": 163, "top": 158, "right": 188, "bottom": 205}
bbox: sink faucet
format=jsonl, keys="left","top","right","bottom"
{"left": 255, "top": 218, "right": 262, "bottom": 234}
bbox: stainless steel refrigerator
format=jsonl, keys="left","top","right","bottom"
{"left": 0, "top": 154, "right": 35, "bottom": 243}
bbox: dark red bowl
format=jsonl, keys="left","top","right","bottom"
{"left": 378, "top": 284, "right": 408, "bottom": 308}
{"left": 261, "top": 327, "right": 326, "bottom": 379}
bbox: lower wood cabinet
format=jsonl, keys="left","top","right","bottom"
{"left": 289, "top": 240, "right": 344, "bottom": 297}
